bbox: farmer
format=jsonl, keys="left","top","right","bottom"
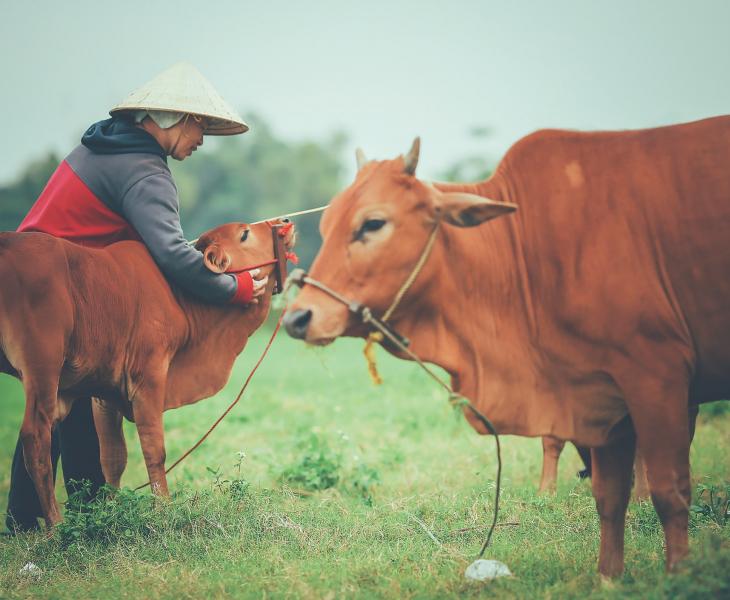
{"left": 5, "top": 62, "right": 266, "bottom": 532}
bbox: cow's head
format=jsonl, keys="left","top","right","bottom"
{"left": 285, "top": 138, "right": 515, "bottom": 344}
{"left": 195, "top": 219, "right": 296, "bottom": 281}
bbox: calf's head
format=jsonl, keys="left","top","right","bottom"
{"left": 195, "top": 219, "right": 296, "bottom": 282}
{"left": 285, "top": 138, "right": 515, "bottom": 344}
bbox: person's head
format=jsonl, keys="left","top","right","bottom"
{"left": 110, "top": 62, "right": 248, "bottom": 159}
{"left": 135, "top": 112, "right": 209, "bottom": 161}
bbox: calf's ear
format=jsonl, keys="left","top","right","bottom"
{"left": 203, "top": 244, "right": 231, "bottom": 273}
{"left": 434, "top": 192, "right": 517, "bottom": 227}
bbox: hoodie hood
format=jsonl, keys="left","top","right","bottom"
{"left": 81, "top": 116, "right": 167, "bottom": 159}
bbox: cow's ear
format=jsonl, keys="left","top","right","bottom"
{"left": 203, "top": 244, "right": 231, "bottom": 273}
{"left": 434, "top": 192, "right": 517, "bottom": 227}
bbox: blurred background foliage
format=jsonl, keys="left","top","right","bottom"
{"left": 0, "top": 114, "right": 494, "bottom": 268}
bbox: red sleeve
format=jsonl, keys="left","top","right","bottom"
{"left": 229, "top": 272, "right": 254, "bottom": 305}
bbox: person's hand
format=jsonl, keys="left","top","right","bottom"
{"left": 249, "top": 268, "right": 269, "bottom": 304}
{"left": 230, "top": 268, "right": 269, "bottom": 306}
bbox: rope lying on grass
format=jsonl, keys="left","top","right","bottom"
{"left": 135, "top": 309, "right": 286, "bottom": 491}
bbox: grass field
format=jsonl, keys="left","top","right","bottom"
{"left": 0, "top": 324, "right": 728, "bottom": 599}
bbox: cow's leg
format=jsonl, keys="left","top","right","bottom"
{"left": 92, "top": 398, "right": 127, "bottom": 488}
{"left": 591, "top": 430, "right": 635, "bottom": 578}
{"left": 575, "top": 444, "right": 592, "bottom": 479}
{"left": 19, "top": 379, "right": 62, "bottom": 528}
{"left": 538, "top": 436, "right": 565, "bottom": 493}
{"left": 632, "top": 447, "right": 650, "bottom": 500}
{"left": 630, "top": 394, "right": 692, "bottom": 572}
{"left": 688, "top": 405, "right": 699, "bottom": 443}
{"left": 132, "top": 381, "right": 168, "bottom": 496}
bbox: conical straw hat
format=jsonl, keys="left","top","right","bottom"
{"left": 110, "top": 62, "right": 248, "bottom": 136}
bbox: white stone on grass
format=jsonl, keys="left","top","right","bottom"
{"left": 464, "top": 559, "right": 512, "bottom": 581}
{"left": 19, "top": 562, "right": 42, "bottom": 577}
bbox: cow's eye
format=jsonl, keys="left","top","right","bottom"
{"left": 353, "top": 218, "right": 386, "bottom": 242}
{"left": 240, "top": 229, "right": 250, "bottom": 242}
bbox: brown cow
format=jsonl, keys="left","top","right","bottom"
{"left": 0, "top": 220, "right": 295, "bottom": 527}
{"left": 284, "top": 116, "right": 730, "bottom": 576}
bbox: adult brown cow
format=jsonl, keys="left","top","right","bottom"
{"left": 283, "top": 116, "right": 730, "bottom": 577}
{"left": 0, "top": 219, "right": 295, "bottom": 527}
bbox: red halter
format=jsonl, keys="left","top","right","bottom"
{"left": 224, "top": 221, "right": 298, "bottom": 294}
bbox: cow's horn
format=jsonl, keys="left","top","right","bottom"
{"left": 403, "top": 137, "right": 420, "bottom": 175}
{"left": 355, "top": 148, "right": 369, "bottom": 171}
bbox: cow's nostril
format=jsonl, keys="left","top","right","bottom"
{"left": 284, "top": 309, "right": 312, "bottom": 339}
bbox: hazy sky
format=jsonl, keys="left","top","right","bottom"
{"left": 2, "top": 1, "right": 730, "bottom": 184}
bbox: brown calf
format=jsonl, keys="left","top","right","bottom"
{"left": 0, "top": 220, "right": 295, "bottom": 526}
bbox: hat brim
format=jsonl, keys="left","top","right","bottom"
{"left": 111, "top": 106, "right": 248, "bottom": 136}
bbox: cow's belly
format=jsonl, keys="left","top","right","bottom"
{"left": 58, "top": 367, "right": 125, "bottom": 404}
{"left": 464, "top": 366, "right": 629, "bottom": 447}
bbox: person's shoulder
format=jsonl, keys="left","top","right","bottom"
{"left": 120, "top": 153, "right": 171, "bottom": 178}
{"left": 89, "top": 150, "right": 172, "bottom": 185}
{"left": 70, "top": 144, "right": 169, "bottom": 174}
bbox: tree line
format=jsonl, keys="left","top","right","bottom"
{"left": 0, "top": 114, "right": 346, "bottom": 268}
{"left": 1, "top": 114, "right": 494, "bottom": 268}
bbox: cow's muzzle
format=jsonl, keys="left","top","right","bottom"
{"left": 283, "top": 308, "right": 312, "bottom": 339}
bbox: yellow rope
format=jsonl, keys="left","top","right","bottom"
{"left": 361, "top": 219, "right": 441, "bottom": 384}
{"left": 363, "top": 331, "right": 384, "bottom": 384}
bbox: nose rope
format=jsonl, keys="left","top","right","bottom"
{"left": 381, "top": 218, "right": 441, "bottom": 322}
{"left": 286, "top": 219, "right": 502, "bottom": 559}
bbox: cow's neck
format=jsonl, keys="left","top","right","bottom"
{"left": 163, "top": 285, "right": 274, "bottom": 409}
{"left": 179, "top": 291, "right": 272, "bottom": 353}
{"left": 388, "top": 174, "right": 546, "bottom": 434}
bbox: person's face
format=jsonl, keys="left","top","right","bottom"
{"left": 169, "top": 115, "right": 208, "bottom": 161}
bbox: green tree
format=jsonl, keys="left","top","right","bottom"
{"left": 0, "top": 152, "right": 59, "bottom": 231}
{"left": 172, "top": 113, "right": 347, "bottom": 267}
{"left": 438, "top": 125, "right": 495, "bottom": 183}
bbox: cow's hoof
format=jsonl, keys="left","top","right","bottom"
{"left": 599, "top": 574, "right": 618, "bottom": 588}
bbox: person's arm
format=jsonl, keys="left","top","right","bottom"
{"left": 120, "top": 172, "right": 252, "bottom": 304}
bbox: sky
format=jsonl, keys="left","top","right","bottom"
{"left": 2, "top": 1, "right": 730, "bottom": 184}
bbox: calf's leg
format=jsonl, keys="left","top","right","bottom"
{"left": 6, "top": 430, "right": 60, "bottom": 531}
{"left": 19, "top": 380, "right": 62, "bottom": 528}
{"left": 92, "top": 398, "right": 127, "bottom": 488}
{"left": 591, "top": 428, "right": 635, "bottom": 578}
{"left": 132, "top": 382, "right": 168, "bottom": 496}
{"left": 538, "top": 436, "right": 565, "bottom": 493}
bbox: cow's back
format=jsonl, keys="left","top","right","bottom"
{"left": 63, "top": 240, "right": 188, "bottom": 394}
{"left": 499, "top": 116, "right": 730, "bottom": 403}
{"left": 0, "top": 232, "right": 187, "bottom": 398}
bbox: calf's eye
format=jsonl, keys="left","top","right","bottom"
{"left": 240, "top": 229, "right": 250, "bottom": 242}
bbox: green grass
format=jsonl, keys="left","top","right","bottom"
{"left": 0, "top": 329, "right": 728, "bottom": 599}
